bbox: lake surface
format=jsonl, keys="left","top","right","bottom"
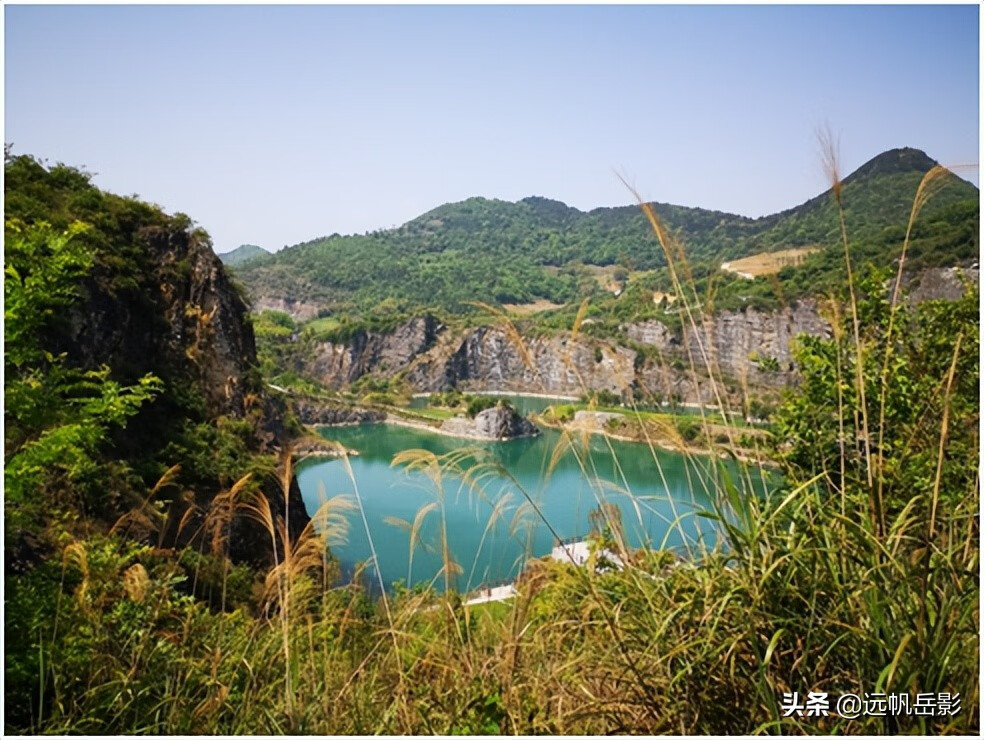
{"left": 298, "top": 422, "right": 767, "bottom": 593}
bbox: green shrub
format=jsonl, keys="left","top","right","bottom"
{"left": 465, "top": 396, "right": 499, "bottom": 418}
{"left": 675, "top": 417, "right": 701, "bottom": 442}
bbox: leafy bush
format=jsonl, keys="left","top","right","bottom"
{"left": 580, "top": 389, "right": 622, "bottom": 407}
{"left": 465, "top": 396, "right": 499, "bottom": 418}
{"left": 674, "top": 417, "right": 701, "bottom": 442}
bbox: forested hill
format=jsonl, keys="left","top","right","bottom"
{"left": 219, "top": 243, "right": 269, "bottom": 267}
{"left": 233, "top": 147, "right": 978, "bottom": 314}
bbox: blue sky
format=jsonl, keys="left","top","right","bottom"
{"left": 5, "top": 4, "right": 979, "bottom": 254}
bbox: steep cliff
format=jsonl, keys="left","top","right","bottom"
{"left": 4, "top": 155, "right": 307, "bottom": 566}
{"left": 297, "top": 264, "right": 976, "bottom": 408}
{"left": 310, "top": 314, "right": 444, "bottom": 385}
{"left": 58, "top": 222, "right": 261, "bottom": 421}
{"left": 302, "top": 310, "right": 810, "bottom": 402}
{"left": 903, "top": 265, "right": 980, "bottom": 304}
{"left": 688, "top": 300, "right": 831, "bottom": 385}
{"left": 408, "top": 326, "right": 638, "bottom": 395}
{"left": 293, "top": 400, "right": 386, "bottom": 425}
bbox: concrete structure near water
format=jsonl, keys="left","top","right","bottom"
{"left": 550, "top": 539, "right": 624, "bottom": 570}
{"left": 464, "top": 538, "right": 624, "bottom": 606}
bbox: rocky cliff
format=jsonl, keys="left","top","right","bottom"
{"left": 4, "top": 153, "right": 309, "bottom": 566}
{"left": 903, "top": 265, "right": 979, "bottom": 304}
{"left": 293, "top": 400, "right": 386, "bottom": 425}
{"left": 59, "top": 223, "right": 261, "bottom": 419}
{"left": 310, "top": 315, "right": 444, "bottom": 386}
{"left": 61, "top": 222, "right": 308, "bottom": 565}
{"left": 691, "top": 300, "right": 830, "bottom": 385}
{"left": 300, "top": 311, "right": 802, "bottom": 405}
{"left": 294, "top": 266, "right": 977, "bottom": 407}
{"left": 407, "top": 326, "right": 637, "bottom": 395}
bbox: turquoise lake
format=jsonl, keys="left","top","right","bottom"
{"left": 298, "top": 397, "right": 768, "bottom": 593}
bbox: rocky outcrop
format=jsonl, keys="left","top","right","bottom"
{"left": 298, "top": 265, "right": 975, "bottom": 408}
{"left": 621, "top": 300, "right": 831, "bottom": 385}
{"left": 293, "top": 400, "right": 385, "bottom": 426}
{"left": 623, "top": 319, "right": 676, "bottom": 350}
{"left": 688, "top": 299, "right": 831, "bottom": 384}
{"left": 59, "top": 223, "right": 263, "bottom": 422}
{"left": 310, "top": 315, "right": 444, "bottom": 386}
{"left": 52, "top": 221, "right": 307, "bottom": 567}
{"left": 406, "top": 327, "right": 637, "bottom": 395}
{"left": 439, "top": 405, "right": 540, "bottom": 440}
{"left": 300, "top": 304, "right": 825, "bottom": 406}
{"left": 252, "top": 295, "right": 325, "bottom": 322}
{"left": 903, "top": 265, "right": 979, "bottom": 303}
{"left": 634, "top": 356, "right": 721, "bottom": 406}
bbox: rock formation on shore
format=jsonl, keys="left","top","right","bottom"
{"left": 439, "top": 405, "right": 540, "bottom": 440}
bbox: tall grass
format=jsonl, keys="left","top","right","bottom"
{"left": 8, "top": 150, "right": 978, "bottom": 735}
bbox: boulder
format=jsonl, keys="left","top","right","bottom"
{"left": 473, "top": 405, "right": 540, "bottom": 439}
{"left": 439, "top": 405, "right": 540, "bottom": 440}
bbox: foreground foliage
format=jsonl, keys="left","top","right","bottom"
{"left": 6, "top": 280, "right": 978, "bottom": 736}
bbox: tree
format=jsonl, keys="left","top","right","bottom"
{"left": 4, "top": 222, "right": 162, "bottom": 519}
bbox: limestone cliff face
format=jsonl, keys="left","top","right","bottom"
{"left": 626, "top": 301, "right": 831, "bottom": 404}
{"left": 634, "top": 359, "right": 721, "bottom": 406}
{"left": 300, "top": 267, "right": 975, "bottom": 405}
{"left": 56, "top": 222, "right": 306, "bottom": 564}
{"left": 689, "top": 300, "right": 831, "bottom": 385}
{"left": 293, "top": 400, "right": 385, "bottom": 425}
{"left": 60, "top": 224, "right": 261, "bottom": 422}
{"left": 903, "top": 265, "right": 979, "bottom": 304}
{"left": 623, "top": 319, "right": 677, "bottom": 349}
{"left": 310, "top": 315, "right": 444, "bottom": 386}
{"left": 405, "top": 327, "right": 637, "bottom": 395}
{"left": 303, "top": 306, "right": 826, "bottom": 404}
{"left": 622, "top": 301, "right": 830, "bottom": 381}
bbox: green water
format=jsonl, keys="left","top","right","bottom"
{"left": 298, "top": 423, "right": 766, "bottom": 593}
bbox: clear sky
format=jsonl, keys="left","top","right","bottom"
{"left": 4, "top": 3, "right": 979, "bottom": 254}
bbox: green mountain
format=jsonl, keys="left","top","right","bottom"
{"left": 232, "top": 147, "right": 978, "bottom": 315}
{"left": 219, "top": 243, "right": 269, "bottom": 266}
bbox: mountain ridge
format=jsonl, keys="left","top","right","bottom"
{"left": 233, "top": 147, "right": 978, "bottom": 315}
{"left": 280, "top": 147, "right": 967, "bottom": 246}
{"left": 219, "top": 243, "right": 269, "bottom": 266}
